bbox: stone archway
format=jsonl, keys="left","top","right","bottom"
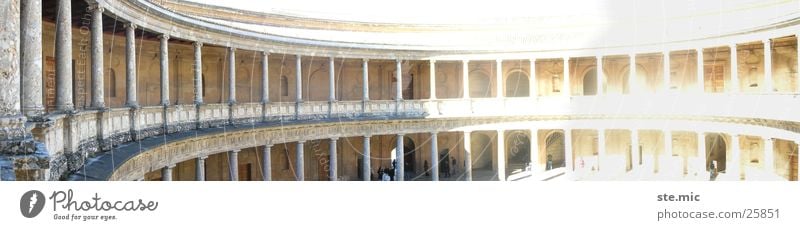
{"left": 706, "top": 133, "right": 727, "bottom": 173}
{"left": 505, "top": 71, "right": 529, "bottom": 97}
{"left": 582, "top": 68, "right": 597, "bottom": 95}
{"left": 469, "top": 71, "right": 491, "bottom": 98}
{"left": 545, "top": 132, "right": 566, "bottom": 170}
{"left": 506, "top": 131, "right": 531, "bottom": 175}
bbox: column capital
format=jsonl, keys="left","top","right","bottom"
{"left": 563, "top": 56, "right": 569, "bottom": 61}
{"left": 763, "top": 137, "right": 773, "bottom": 141}
{"left": 628, "top": 53, "right": 636, "bottom": 58}
{"left": 165, "top": 164, "right": 176, "bottom": 169}
{"left": 762, "top": 38, "right": 771, "bottom": 44}
{"left": 529, "top": 58, "right": 537, "bottom": 63}
{"left": 430, "top": 132, "right": 439, "bottom": 136}
{"left": 158, "top": 34, "right": 170, "bottom": 41}
{"left": 198, "top": 155, "right": 208, "bottom": 160}
{"left": 363, "top": 135, "right": 372, "bottom": 138}
{"left": 329, "top": 137, "right": 339, "bottom": 142}
{"left": 463, "top": 130, "right": 472, "bottom": 134}
{"left": 124, "top": 23, "right": 137, "bottom": 30}
{"left": 298, "top": 140, "right": 306, "bottom": 144}
{"left": 262, "top": 51, "right": 270, "bottom": 56}
{"left": 696, "top": 47, "right": 704, "bottom": 53}
{"left": 429, "top": 59, "right": 436, "bottom": 64}
{"left": 88, "top": 4, "right": 105, "bottom": 13}
{"left": 228, "top": 47, "right": 236, "bottom": 52}
{"left": 496, "top": 59, "right": 503, "bottom": 63}
{"left": 595, "top": 55, "right": 602, "bottom": 60}
{"left": 193, "top": 42, "right": 203, "bottom": 48}
{"left": 663, "top": 50, "right": 670, "bottom": 55}
{"left": 265, "top": 144, "right": 274, "bottom": 148}
{"left": 295, "top": 54, "right": 302, "bottom": 59}
{"left": 396, "top": 133, "right": 405, "bottom": 137}
{"left": 362, "top": 58, "right": 369, "bottom": 63}
{"left": 230, "top": 149, "right": 241, "bottom": 153}
{"left": 729, "top": 43, "right": 737, "bottom": 49}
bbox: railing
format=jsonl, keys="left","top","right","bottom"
{"left": 29, "top": 93, "right": 800, "bottom": 180}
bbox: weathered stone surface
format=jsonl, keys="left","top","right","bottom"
{"left": 20, "top": 0, "right": 44, "bottom": 117}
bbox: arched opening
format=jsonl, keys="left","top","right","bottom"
{"left": 545, "top": 132, "right": 566, "bottom": 170}
{"left": 505, "top": 71, "right": 529, "bottom": 97}
{"left": 582, "top": 68, "right": 597, "bottom": 95}
{"left": 471, "top": 133, "right": 493, "bottom": 180}
{"left": 469, "top": 71, "right": 491, "bottom": 98}
{"left": 506, "top": 131, "right": 531, "bottom": 175}
{"left": 706, "top": 133, "right": 727, "bottom": 175}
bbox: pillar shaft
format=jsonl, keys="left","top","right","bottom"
{"left": 162, "top": 165, "right": 174, "bottom": 181}
{"left": 159, "top": 35, "right": 170, "bottom": 105}
{"left": 362, "top": 136, "right": 371, "bottom": 181}
{"left": 329, "top": 57, "right": 335, "bottom": 102}
{"left": 296, "top": 141, "right": 305, "bottom": 181}
{"left": 663, "top": 51, "right": 670, "bottom": 93}
{"left": 662, "top": 130, "right": 672, "bottom": 173}
{"left": 329, "top": 139, "right": 337, "bottom": 181}
{"left": 697, "top": 48, "right": 704, "bottom": 93}
{"left": 125, "top": 24, "right": 138, "bottom": 107}
{"left": 228, "top": 47, "right": 236, "bottom": 104}
{"left": 596, "top": 56, "right": 603, "bottom": 95}
{"left": 598, "top": 129, "right": 606, "bottom": 171}
{"left": 90, "top": 5, "right": 104, "bottom": 108}
{"left": 196, "top": 156, "right": 206, "bottom": 181}
{"left": 764, "top": 138, "right": 774, "bottom": 173}
{"left": 763, "top": 39, "right": 773, "bottom": 92}
{"left": 464, "top": 131, "right": 472, "bottom": 181}
{"left": 429, "top": 60, "right": 436, "bottom": 99}
{"left": 21, "top": 0, "right": 44, "bottom": 116}
{"left": 496, "top": 60, "right": 503, "bottom": 98}
{"left": 628, "top": 54, "right": 636, "bottom": 95}
{"left": 295, "top": 55, "right": 302, "bottom": 102}
{"left": 730, "top": 135, "right": 741, "bottom": 180}
{"left": 229, "top": 150, "right": 239, "bottom": 181}
{"left": 261, "top": 52, "right": 269, "bottom": 103}
{"left": 797, "top": 35, "right": 800, "bottom": 93}
{"left": 631, "top": 129, "right": 639, "bottom": 169}
{"left": 530, "top": 129, "right": 538, "bottom": 171}
{"left": 530, "top": 59, "right": 537, "bottom": 98}
{"left": 730, "top": 44, "right": 739, "bottom": 93}
{"left": 396, "top": 60, "right": 403, "bottom": 100}
{"left": 431, "top": 133, "right": 439, "bottom": 181}
{"left": 563, "top": 57, "right": 570, "bottom": 96}
{"left": 565, "top": 129, "right": 573, "bottom": 172}
{"left": 362, "top": 59, "right": 369, "bottom": 101}
{"left": 55, "top": 0, "right": 73, "bottom": 111}
{"left": 193, "top": 42, "right": 203, "bottom": 104}
{"left": 462, "top": 60, "right": 469, "bottom": 99}
{"left": 396, "top": 134, "right": 404, "bottom": 181}
{"left": 263, "top": 145, "right": 272, "bottom": 181}
{"left": 497, "top": 130, "right": 506, "bottom": 180}
{"left": 698, "top": 132, "right": 706, "bottom": 172}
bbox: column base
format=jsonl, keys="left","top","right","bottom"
{"left": 0, "top": 115, "right": 52, "bottom": 181}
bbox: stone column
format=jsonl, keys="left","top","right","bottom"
{"left": 328, "top": 57, "right": 335, "bottom": 102}
{"left": 228, "top": 47, "right": 236, "bottom": 104}
{"left": 21, "top": 0, "right": 44, "bottom": 117}
{"left": 159, "top": 34, "right": 170, "bottom": 106}
{"left": 362, "top": 59, "right": 369, "bottom": 101}
{"left": 530, "top": 129, "right": 538, "bottom": 172}
{"left": 0, "top": 0, "right": 28, "bottom": 157}
{"left": 730, "top": 44, "right": 739, "bottom": 93}
{"left": 362, "top": 136, "right": 370, "bottom": 181}
{"left": 565, "top": 129, "right": 573, "bottom": 172}
{"left": 797, "top": 35, "right": 800, "bottom": 93}
{"left": 162, "top": 165, "right": 175, "bottom": 181}
{"left": 229, "top": 149, "right": 240, "bottom": 181}
{"left": 698, "top": 132, "right": 706, "bottom": 174}
{"left": 697, "top": 48, "right": 704, "bottom": 93}
{"left": 329, "top": 139, "right": 337, "bottom": 181}
{"left": 796, "top": 141, "right": 800, "bottom": 181}
{"left": 497, "top": 130, "right": 506, "bottom": 180}
{"left": 195, "top": 156, "right": 207, "bottom": 181}
{"left": 663, "top": 51, "right": 670, "bottom": 93}
{"left": 396, "top": 60, "right": 403, "bottom": 101}
{"left": 596, "top": 56, "right": 603, "bottom": 95}
{"left": 125, "top": 23, "right": 138, "bottom": 107}
{"left": 193, "top": 42, "right": 203, "bottom": 104}
{"left": 730, "top": 134, "right": 740, "bottom": 180}
{"left": 563, "top": 57, "right": 570, "bottom": 96}
{"left": 396, "top": 134, "right": 404, "bottom": 181}
{"left": 89, "top": 4, "right": 104, "bottom": 108}
{"left": 462, "top": 60, "right": 470, "bottom": 99}
{"left": 464, "top": 131, "right": 472, "bottom": 181}
{"left": 598, "top": 129, "right": 606, "bottom": 171}
{"left": 628, "top": 54, "right": 636, "bottom": 95}
{"left": 429, "top": 60, "right": 436, "bottom": 99}
{"left": 530, "top": 59, "right": 537, "bottom": 98}
{"left": 496, "top": 59, "right": 503, "bottom": 98}
{"left": 263, "top": 144, "right": 272, "bottom": 181}
{"left": 55, "top": 0, "right": 73, "bottom": 111}
{"left": 431, "top": 132, "right": 439, "bottom": 181}
{"left": 763, "top": 39, "right": 773, "bottom": 92}
{"left": 764, "top": 137, "right": 774, "bottom": 174}
{"left": 631, "top": 129, "right": 639, "bottom": 169}
{"left": 295, "top": 55, "right": 302, "bottom": 103}
{"left": 261, "top": 52, "right": 269, "bottom": 103}
{"left": 296, "top": 141, "right": 305, "bottom": 181}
